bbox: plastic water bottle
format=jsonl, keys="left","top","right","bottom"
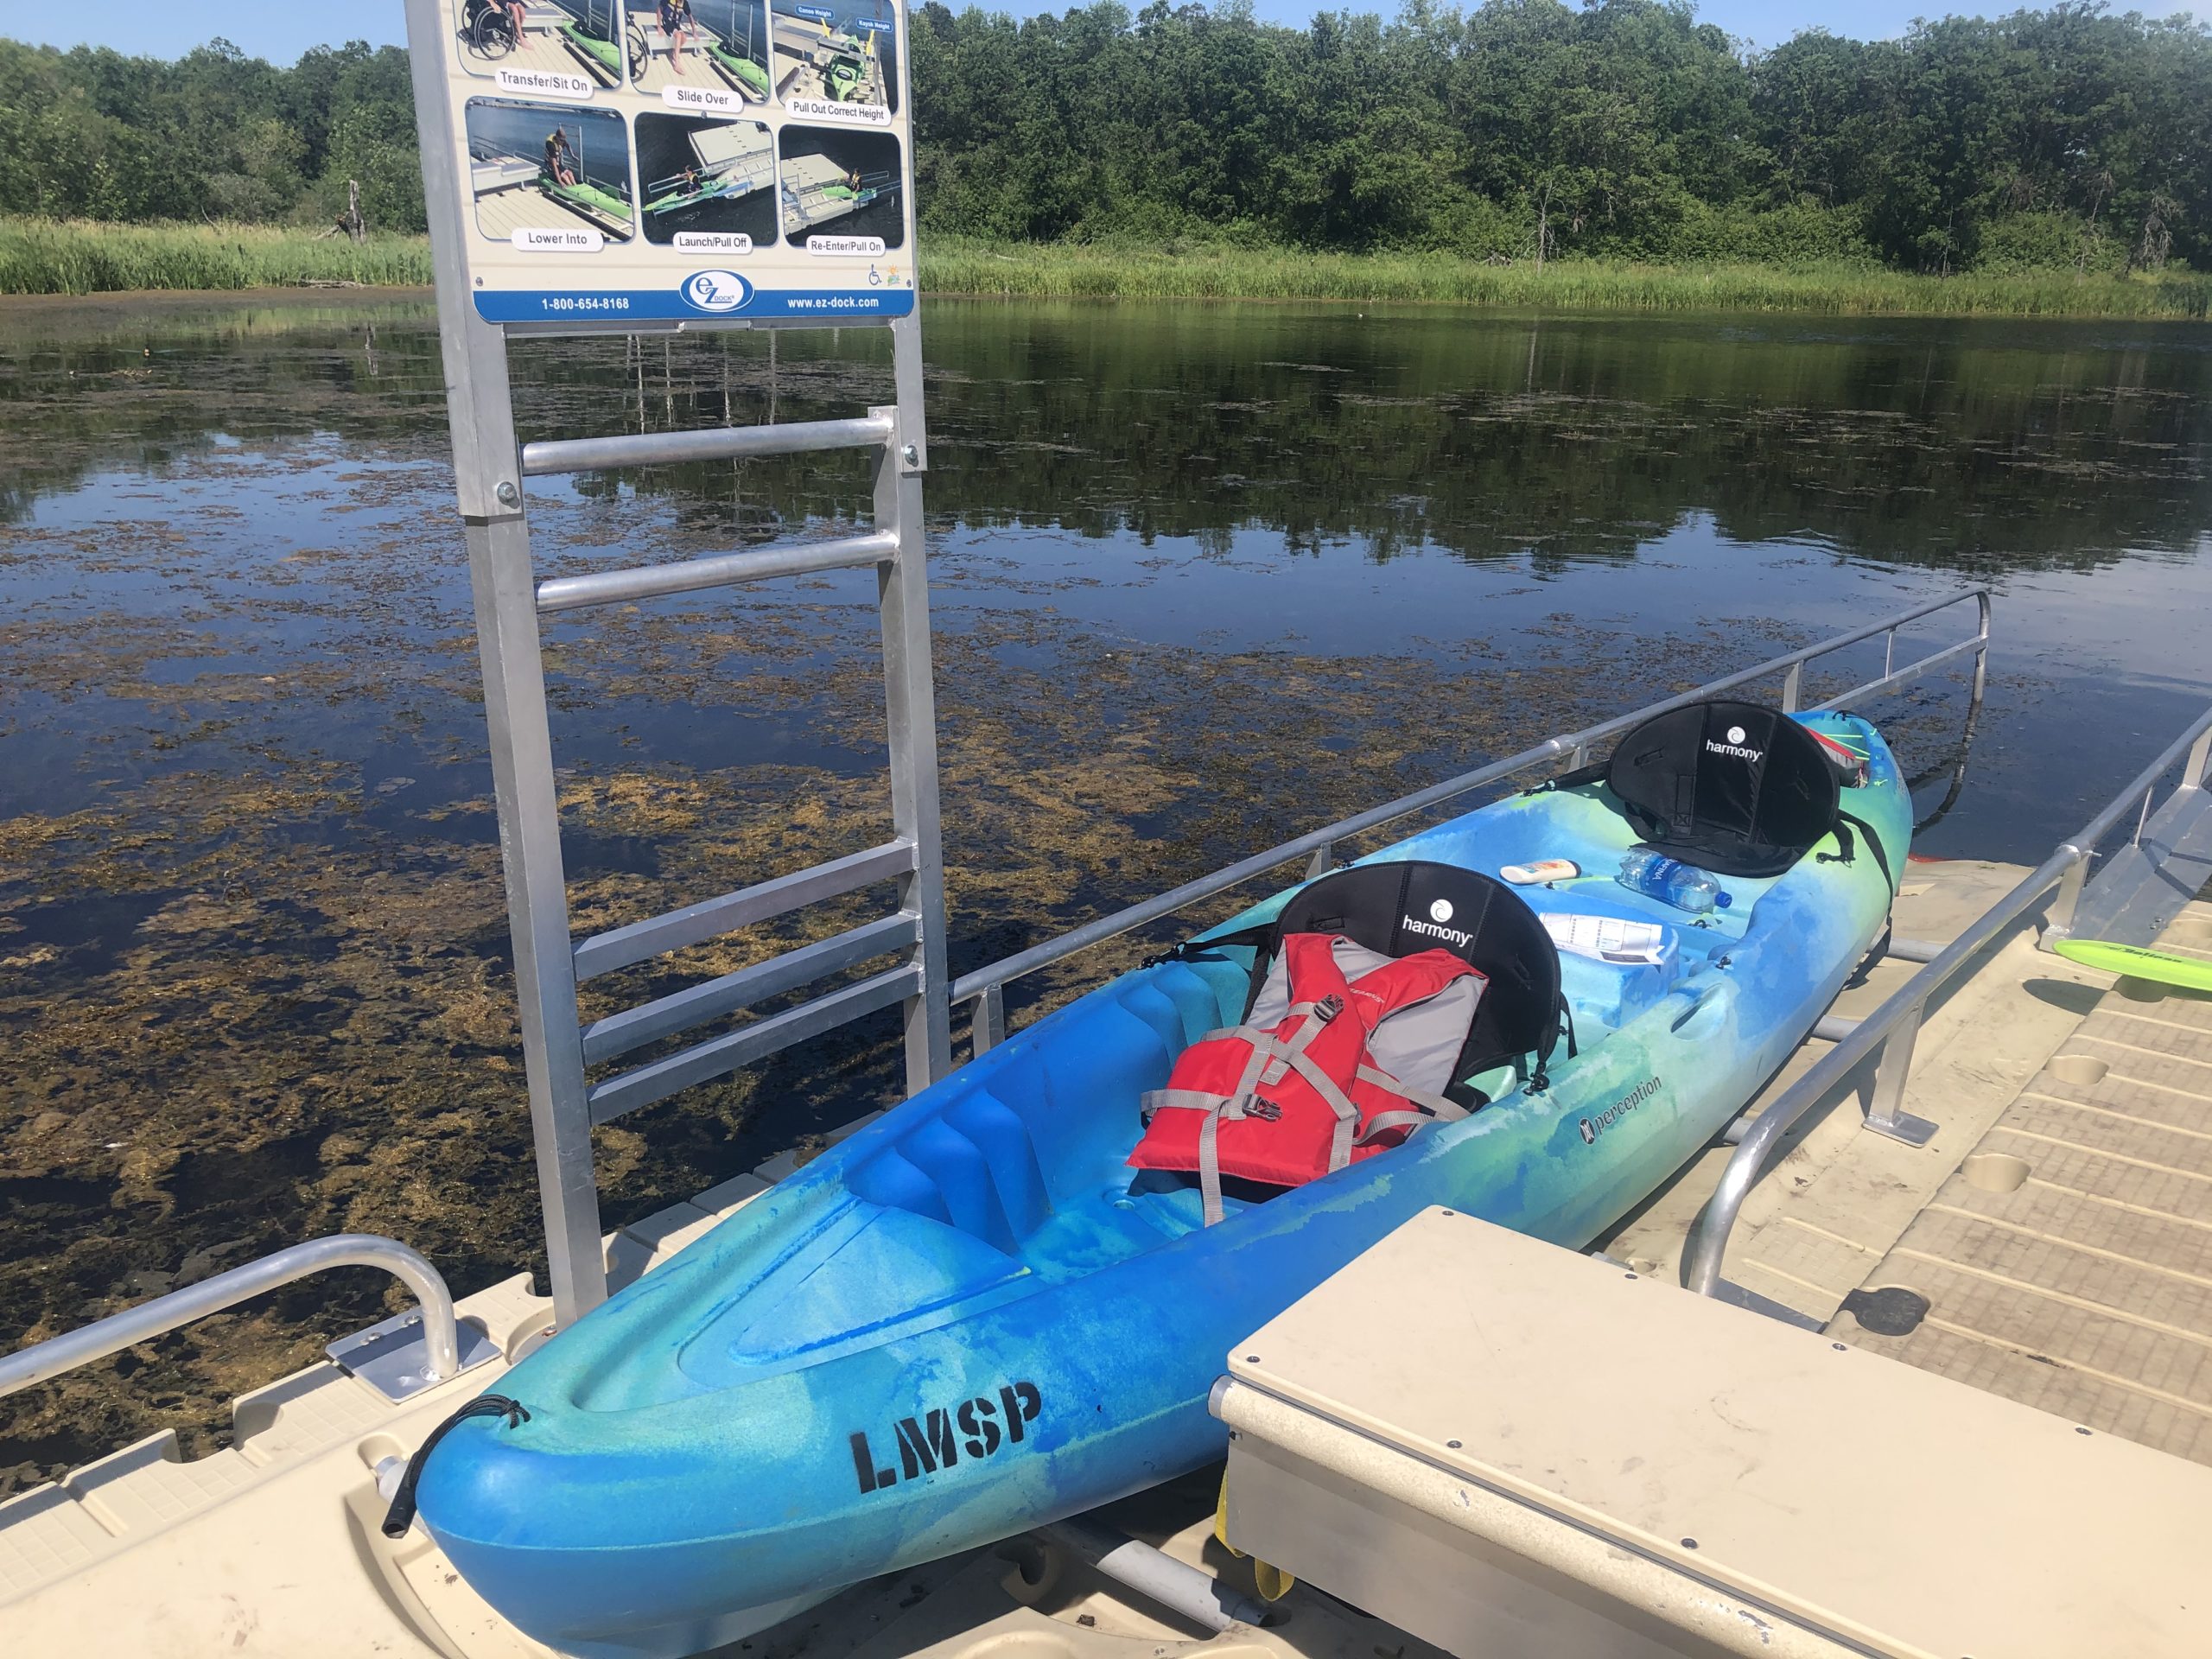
{"left": 1616, "top": 851, "right": 1733, "bottom": 914}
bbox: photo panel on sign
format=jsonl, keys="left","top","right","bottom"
{"left": 467, "top": 99, "right": 638, "bottom": 246}
{"left": 639, "top": 114, "right": 777, "bottom": 250}
{"left": 779, "top": 124, "right": 903, "bottom": 253}
{"left": 628, "top": 0, "right": 772, "bottom": 105}
{"left": 770, "top": 0, "right": 897, "bottom": 121}
{"left": 452, "top": 0, "right": 633, "bottom": 93}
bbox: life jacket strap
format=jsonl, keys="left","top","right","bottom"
{"left": 1141, "top": 995, "right": 1356, "bottom": 1226}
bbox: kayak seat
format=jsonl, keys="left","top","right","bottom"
{"left": 1553, "top": 698, "right": 1877, "bottom": 883}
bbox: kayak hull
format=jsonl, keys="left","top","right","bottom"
{"left": 418, "top": 711, "right": 1909, "bottom": 1656}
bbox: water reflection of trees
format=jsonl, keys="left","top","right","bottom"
{"left": 4, "top": 302, "right": 2206, "bottom": 579}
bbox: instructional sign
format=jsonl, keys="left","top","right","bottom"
{"left": 412, "top": 0, "right": 915, "bottom": 326}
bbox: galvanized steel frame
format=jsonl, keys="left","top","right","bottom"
{"left": 404, "top": 0, "right": 950, "bottom": 1328}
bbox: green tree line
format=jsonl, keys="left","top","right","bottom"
{"left": 0, "top": 37, "right": 423, "bottom": 232}
{"left": 3, "top": 1, "right": 2208, "bottom": 274}
{"left": 910, "top": 0, "right": 2212, "bottom": 270}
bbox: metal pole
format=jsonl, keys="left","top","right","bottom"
{"left": 405, "top": 0, "right": 606, "bottom": 1325}
{"left": 876, "top": 312, "right": 952, "bottom": 1091}
{"left": 2045, "top": 848, "right": 2090, "bottom": 941}
{"left": 0, "top": 1235, "right": 461, "bottom": 1400}
{"left": 1039, "top": 1516, "right": 1268, "bottom": 1632}
{"left": 1971, "top": 590, "right": 1992, "bottom": 709}
{"left": 1861, "top": 1004, "right": 1934, "bottom": 1145}
{"left": 974, "top": 982, "right": 1006, "bottom": 1056}
{"left": 1779, "top": 661, "right": 1802, "bottom": 714}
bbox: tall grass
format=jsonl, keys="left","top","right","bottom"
{"left": 919, "top": 239, "right": 2212, "bottom": 320}
{"left": 4, "top": 218, "right": 2208, "bottom": 320}
{"left": 0, "top": 219, "right": 432, "bottom": 296}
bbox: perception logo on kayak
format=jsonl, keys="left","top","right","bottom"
{"left": 849, "top": 1380, "right": 1042, "bottom": 1494}
{"left": 1579, "top": 1077, "right": 1662, "bottom": 1146}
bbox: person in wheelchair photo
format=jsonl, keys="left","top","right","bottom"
{"left": 461, "top": 0, "right": 526, "bottom": 60}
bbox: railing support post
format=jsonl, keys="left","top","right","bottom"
{"left": 1862, "top": 1003, "right": 1938, "bottom": 1146}
{"left": 1972, "top": 590, "right": 1993, "bottom": 708}
{"left": 1780, "top": 662, "right": 1803, "bottom": 714}
{"left": 1305, "top": 842, "right": 1334, "bottom": 881}
{"left": 973, "top": 982, "right": 1006, "bottom": 1057}
{"left": 2044, "top": 849, "right": 2090, "bottom": 944}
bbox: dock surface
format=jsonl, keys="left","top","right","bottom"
{"left": 1610, "top": 858, "right": 2212, "bottom": 1466}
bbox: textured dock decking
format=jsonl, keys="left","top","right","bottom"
{"left": 1608, "top": 862, "right": 2212, "bottom": 1468}
{"left": 1844, "top": 911, "right": 2212, "bottom": 1465}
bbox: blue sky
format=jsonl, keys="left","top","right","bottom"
{"left": 1, "top": 0, "right": 2205, "bottom": 63}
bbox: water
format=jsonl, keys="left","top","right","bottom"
{"left": 0, "top": 290, "right": 2206, "bottom": 1485}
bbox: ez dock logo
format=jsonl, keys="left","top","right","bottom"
{"left": 850, "top": 1380, "right": 1041, "bottom": 1494}
{"left": 682, "top": 270, "right": 753, "bottom": 314}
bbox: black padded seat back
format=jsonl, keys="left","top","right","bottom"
{"left": 1605, "top": 700, "right": 1841, "bottom": 879}
{"left": 1241, "top": 860, "right": 1563, "bottom": 1096}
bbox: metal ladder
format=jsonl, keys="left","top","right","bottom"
{"left": 419, "top": 280, "right": 949, "bottom": 1332}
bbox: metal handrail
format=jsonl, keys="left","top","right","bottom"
{"left": 1686, "top": 696, "right": 2212, "bottom": 1299}
{"left": 952, "top": 588, "right": 1992, "bottom": 1052}
{"left": 519, "top": 413, "right": 894, "bottom": 476}
{"left": 0, "top": 1234, "right": 461, "bottom": 1401}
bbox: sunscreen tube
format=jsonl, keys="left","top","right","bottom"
{"left": 1501, "top": 859, "right": 1580, "bottom": 885}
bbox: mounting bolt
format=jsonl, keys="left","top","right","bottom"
{"left": 901, "top": 443, "right": 918, "bottom": 467}
{"left": 495, "top": 481, "right": 518, "bottom": 506}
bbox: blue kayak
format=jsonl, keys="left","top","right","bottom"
{"left": 415, "top": 709, "right": 1907, "bottom": 1657}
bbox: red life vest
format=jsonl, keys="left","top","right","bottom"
{"left": 1128, "top": 933, "right": 1486, "bottom": 1223}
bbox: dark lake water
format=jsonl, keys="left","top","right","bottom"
{"left": 0, "top": 290, "right": 2207, "bottom": 1484}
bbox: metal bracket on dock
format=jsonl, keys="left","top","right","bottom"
{"left": 328, "top": 1306, "right": 502, "bottom": 1405}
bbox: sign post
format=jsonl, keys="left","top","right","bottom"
{"left": 402, "top": 0, "right": 948, "bottom": 1330}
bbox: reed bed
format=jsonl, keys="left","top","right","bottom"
{"left": 0, "top": 219, "right": 433, "bottom": 296}
{"left": 919, "top": 240, "right": 2212, "bottom": 320}
{"left": 3, "top": 219, "right": 2206, "bottom": 320}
